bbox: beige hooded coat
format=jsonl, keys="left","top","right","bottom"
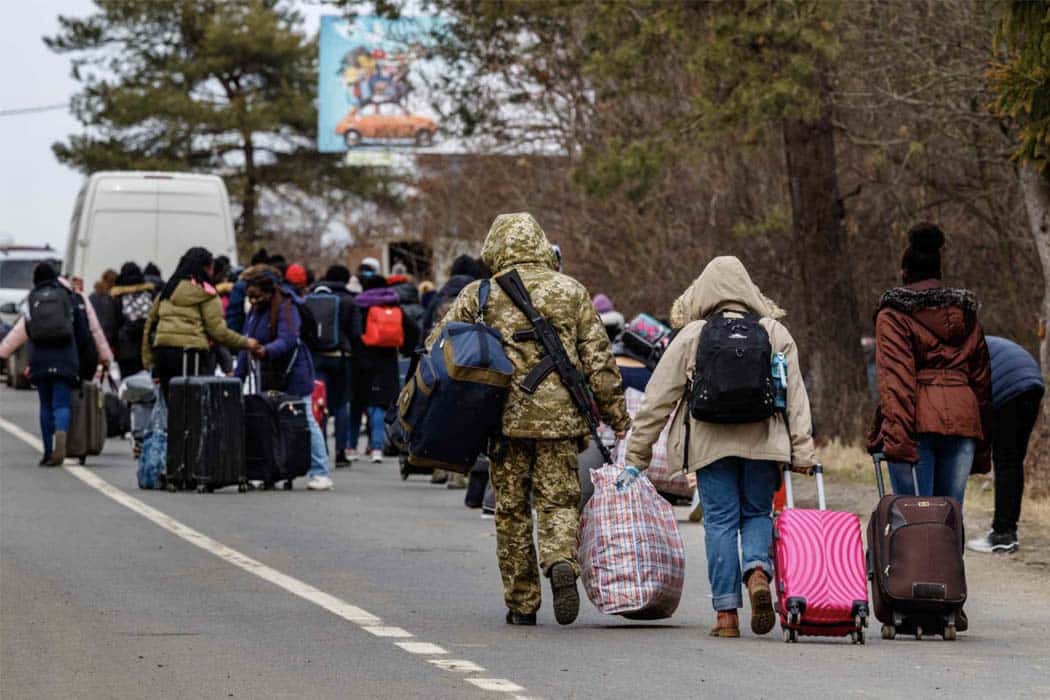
{"left": 625, "top": 256, "right": 817, "bottom": 472}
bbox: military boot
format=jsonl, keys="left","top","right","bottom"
{"left": 45, "top": 431, "right": 68, "bottom": 466}
{"left": 549, "top": 560, "right": 580, "bottom": 626}
{"left": 505, "top": 610, "right": 537, "bottom": 626}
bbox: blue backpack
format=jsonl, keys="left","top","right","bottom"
{"left": 397, "top": 280, "right": 513, "bottom": 473}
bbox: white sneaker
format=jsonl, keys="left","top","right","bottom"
{"left": 306, "top": 475, "right": 334, "bottom": 491}
{"left": 370, "top": 449, "right": 383, "bottom": 463}
{"left": 966, "top": 530, "right": 1018, "bottom": 554}
{"left": 346, "top": 450, "right": 359, "bottom": 462}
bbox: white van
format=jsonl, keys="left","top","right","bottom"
{"left": 65, "top": 171, "right": 238, "bottom": 286}
{"left": 0, "top": 243, "right": 64, "bottom": 326}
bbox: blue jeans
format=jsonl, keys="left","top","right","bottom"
{"left": 889, "top": 434, "right": 974, "bottom": 504}
{"left": 349, "top": 403, "right": 386, "bottom": 452}
{"left": 313, "top": 355, "right": 351, "bottom": 454}
{"left": 303, "top": 394, "right": 330, "bottom": 478}
{"left": 696, "top": 457, "right": 779, "bottom": 611}
{"left": 37, "top": 379, "right": 74, "bottom": 456}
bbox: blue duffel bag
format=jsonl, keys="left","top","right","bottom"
{"left": 398, "top": 280, "right": 513, "bottom": 474}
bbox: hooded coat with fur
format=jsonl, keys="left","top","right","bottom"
{"left": 427, "top": 213, "right": 629, "bottom": 438}
{"left": 868, "top": 278, "right": 993, "bottom": 472}
{"left": 626, "top": 256, "right": 817, "bottom": 471}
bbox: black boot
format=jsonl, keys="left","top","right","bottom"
{"left": 505, "top": 610, "right": 537, "bottom": 626}
{"left": 549, "top": 560, "right": 580, "bottom": 626}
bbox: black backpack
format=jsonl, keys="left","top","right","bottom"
{"left": 689, "top": 312, "right": 777, "bottom": 424}
{"left": 303, "top": 287, "right": 342, "bottom": 352}
{"left": 27, "top": 285, "right": 75, "bottom": 345}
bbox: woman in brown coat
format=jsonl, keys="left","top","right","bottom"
{"left": 869, "top": 223, "right": 992, "bottom": 504}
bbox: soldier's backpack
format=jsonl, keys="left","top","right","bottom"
{"left": 398, "top": 280, "right": 514, "bottom": 474}
{"left": 303, "top": 286, "right": 342, "bottom": 352}
{"left": 26, "top": 285, "right": 75, "bottom": 345}
{"left": 689, "top": 311, "right": 777, "bottom": 424}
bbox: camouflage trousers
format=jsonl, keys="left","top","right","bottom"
{"left": 490, "top": 438, "right": 582, "bottom": 614}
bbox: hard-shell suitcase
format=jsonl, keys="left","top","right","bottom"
{"left": 868, "top": 454, "right": 966, "bottom": 641}
{"left": 166, "top": 375, "right": 246, "bottom": 493}
{"left": 773, "top": 465, "right": 869, "bottom": 644}
{"left": 103, "top": 376, "right": 130, "bottom": 438}
{"left": 68, "top": 379, "right": 107, "bottom": 464}
{"left": 244, "top": 391, "right": 310, "bottom": 490}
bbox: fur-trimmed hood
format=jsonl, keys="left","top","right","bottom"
{"left": 877, "top": 279, "right": 980, "bottom": 345}
{"left": 110, "top": 282, "right": 155, "bottom": 298}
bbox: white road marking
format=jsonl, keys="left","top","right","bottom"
{"left": 0, "top": 415, "right": 534, "bottom": 698}
{"left": 396, "top": 642, "right": 448, "bottom": 655}
{"left": 467, "top": 679, "right": 526, "bottom": 693}
{"left": 363, "top": 625, "right": 413, "bottom": 638}
{"left": 429, "top": 659, "right": 485, "bottom": 673}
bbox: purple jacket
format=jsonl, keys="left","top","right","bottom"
{"left": 355, "top": 287, "right": 400, "bottom": 309}
{"left": 236, "top": 297, "right": 315, "bottom": 397}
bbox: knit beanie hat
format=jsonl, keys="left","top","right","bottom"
{"left": 901, "top": 223, "right": 945, "bottom": 285}
{"left": 592, "top": 293, "right": 614, "bottom": 314}
{"left": 284, "top": 263, "right": 308, "bottom": 287}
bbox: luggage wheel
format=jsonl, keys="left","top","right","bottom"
{"left": 850, "top": 627, "right": 865, "bottom": 645}
{"left": 943, "top": 613, "right": 957, "bottom": 641}
{"left": 78, "top": 456, "right": 86, "bottom": 465}
{"left": 237, "top": 481, "right": 248, "bottom": 493}
{"left": 914, "top": 625, "right": 923, "bottom": 641}
{"left": 283, "top": 480, "right": 293, "bottom": 491}
{"left": 782, "top": 628, "right": 798, "bottom": 643}
{"left": 166, "top": 482, "right": 178, "bottom": 493}
{"left": 195, "top": 484, "right": 209, "bottom": 494}
{"left": 881, "top": 624, "right": 896, "bottom": 640}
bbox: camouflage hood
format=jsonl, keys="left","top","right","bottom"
{"left": 670, "top": 256, "right": 785, "bottom": 327}
{"left": 481, "top": 213, "right": 558, "bottom": 274}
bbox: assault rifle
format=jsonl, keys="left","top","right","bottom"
{"left": 495, "top": 269, "right": 614, "bottom": 464}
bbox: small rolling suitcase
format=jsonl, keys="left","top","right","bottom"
{"left": 103, "top": 375, "right": 130, "bottom": 438}
{"left": 868, "top": 453, "right": 967, "bottom": 641}
{"left": 773, "top": 465, "right": 869, "bottom": 644}
{"left": 68, "top": 379, "right": 107, "bottom": 464}
{"left": 166, "top": 370, "right": 246, "bottom": 493}
{"left": 244, "top": 390, "right": 311, "bottom": 490}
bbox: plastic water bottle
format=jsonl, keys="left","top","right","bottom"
{"left": 772, "top": 352, "right": 788, "bottom": 411}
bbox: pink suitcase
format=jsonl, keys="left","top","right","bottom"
{"left": 772, "top": 465, "right": 870, "bottom": 644}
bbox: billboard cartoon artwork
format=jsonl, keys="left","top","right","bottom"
{"left": 319, "top": 15, "right": 441, "bottom": 153}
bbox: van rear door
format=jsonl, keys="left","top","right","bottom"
{"left": 155, "top": 177, "right": 234, "bottom": 265}
{"left": 81, "top": 176, "right": 159, "bottom": 281}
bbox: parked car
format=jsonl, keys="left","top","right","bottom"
{"left": 335, "top": 108, "right": 438, "bottom": 148}
{"left": 0, "top": 243, "right": 62, "bottom": 326}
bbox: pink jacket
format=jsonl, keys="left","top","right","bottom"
{"left": 0, "top": 278, "right": 113, "bottom": 363}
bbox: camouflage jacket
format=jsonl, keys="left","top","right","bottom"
{"left": 428, "top": 213, "right": 630, "bottom": 439}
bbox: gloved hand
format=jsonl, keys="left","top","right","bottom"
{"left": 615, "top": 466, "right": 641, "bottom": 492}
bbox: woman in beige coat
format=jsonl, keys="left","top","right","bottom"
{"left": 624, "top": 256, "right": 817, "bottom": 639}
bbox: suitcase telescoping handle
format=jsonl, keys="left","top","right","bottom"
{"left": 781, "top": 464, "right": 826, "bottom": 511}
{"left": 871, "top": 452, "right": 919, "bottom": 498}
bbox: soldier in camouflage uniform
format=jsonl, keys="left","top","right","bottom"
{"left": 428, "top": 212, "right": 630, "bottom": 626}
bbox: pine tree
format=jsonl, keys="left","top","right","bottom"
{"left": 47, "top": 0, "right": 385, "bottom": 247}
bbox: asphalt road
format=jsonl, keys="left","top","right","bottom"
{"left": 2, "top": 384, "right": 1049, "bottom": 699}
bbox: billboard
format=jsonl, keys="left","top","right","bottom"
{"left": 318, "top": 15, "right": 444, "bottom": 156}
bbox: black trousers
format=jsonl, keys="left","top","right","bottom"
{"left": 992, "top": 388, "right": 1044, "bottom": 534}
{"left": 153, "top": 347, "right": 214, "bottom": 401}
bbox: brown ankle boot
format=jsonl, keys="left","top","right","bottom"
{"left": 747, "top": 569, "right": 775, "bottom": 635}
{"left": 709, "top": 611, "right": 740, "bottom": 638}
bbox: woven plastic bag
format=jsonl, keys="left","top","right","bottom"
{"left": 579, "top": 465, "right": 685, "bottom": 619}
{"left": 137, "top": 390, "right": 167, "bottom": 489}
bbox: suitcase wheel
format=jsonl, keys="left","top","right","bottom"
{"left": 943, "top": 624, "right": 957, "bottom": 641}
{"left": 850, "top": 627, "right": 865, "bottom": 645}
{"left": 283, "top": 480, "right": 293, "bottom": 491}
{"left": 166, "top": 481, "right": 178, "bottom": 493}
{"left": 881, "top": 624, "right": 896, "bottom": 640}
{"left": 238, "top": 481, "right": 248, "bottom": 493}
{"left": 78, "top": 456, "right": 86, "bottom": 465}
{"left": 782, "top": 628, "right": 798, "bottom": 643}
{"left": 196, "top": 484, "right": 213, "bottom": 494}
{"left": 914, "top": 625, "right": 923, "bottom": 641}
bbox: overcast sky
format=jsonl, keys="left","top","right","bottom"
{"left": 0, "top": 1, "right": 332, "bottom": 253}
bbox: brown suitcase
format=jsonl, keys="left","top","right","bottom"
{"left": 867, "top": 454, "right": 967, "bottom": 641}
{"left": 68, "top": 379, "right": 107, "bottom": 464}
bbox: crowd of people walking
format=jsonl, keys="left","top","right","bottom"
{"left": 0, "top": 214, "right": 1043, "bottom": 634}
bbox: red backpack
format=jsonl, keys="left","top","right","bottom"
{"left": 362, "top": 305, "right": 405, "bottom": 348}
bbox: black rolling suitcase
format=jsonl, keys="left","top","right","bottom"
{"left": 243, "top": 364, "right": 311, "bottom": 490}
{"left": 868, "top": 453, "right": 967, "bottom": 641}
{"left": 166, "top": 355, "right": 246, "bottom": 492}
{"left": 68, "top": 379, "right": 107, "bottom": 464}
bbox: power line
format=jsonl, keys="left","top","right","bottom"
{"left": 0, "top": 103, "right": 68, "bottom": 117}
